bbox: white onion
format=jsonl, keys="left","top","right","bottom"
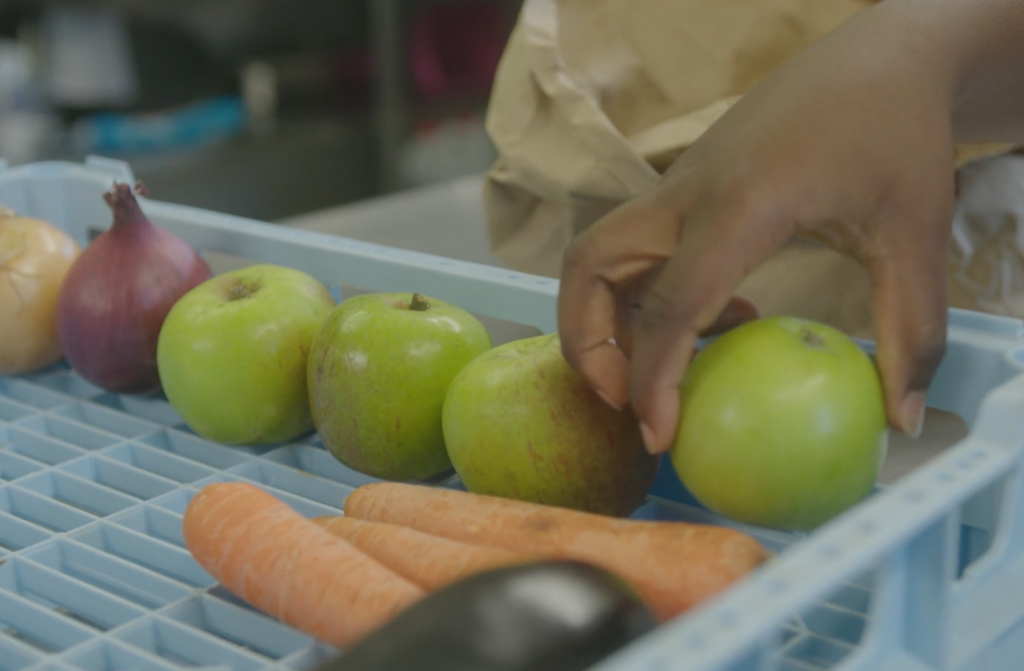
{"left": 0, "top": 207, "right": 81, "bottom": 375}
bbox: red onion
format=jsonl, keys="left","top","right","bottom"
{"left": 56, "top": 182, "right": 212, "bottom": 394}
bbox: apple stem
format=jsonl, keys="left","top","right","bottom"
{"left": 802, "top": 328, "right": 825, "bottom": 348}
{"left": 230, "top": 283, "right": 251, "bottom": 301}
{"left": 410, "top": 293, "right": 430, "bottom": 311}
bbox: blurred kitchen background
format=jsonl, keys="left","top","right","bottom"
{"left": 0, "top": 0, "right": 521, "bottom": 221}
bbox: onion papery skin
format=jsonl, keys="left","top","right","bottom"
{"left": 56, "top": 183, "right": 212, "bottom": 394}
{"left": 0, "top": 211, "right": 82, "bottom": 375}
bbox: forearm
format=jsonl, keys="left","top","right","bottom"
{"left": 803, "top": 0, "right": 1024, "bottom": 146}
{"left": 876, "top": 0, "right": 1024, "bottom": 144}
{"left": 946, "top": 0, "right": 1024, "bottom": 143}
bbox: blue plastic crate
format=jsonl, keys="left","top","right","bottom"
{"left": 2, "top": 157, "right": 1024, "bottom": 671}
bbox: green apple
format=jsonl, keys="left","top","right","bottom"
{"left": 671, "top": 316, "right": 888, "bottom": 531}
{"left": 308, "top": 292, "right": 492, "bottom": 481}
{"left": 443, "top": 333, "right": 660, "bottom": 517}
{"left": 156, "top": 264, "right": 335, "bottom": 445}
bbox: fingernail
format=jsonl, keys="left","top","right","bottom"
{"left": 596, "top": 389, "right": 624, "bottom": 412}
{"left": 901, "top": 392, "right": 926, "bottom": 439}
{"left": 640, "top": 422, "right": 660, "bottom": 455}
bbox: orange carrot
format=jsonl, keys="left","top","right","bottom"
{"left": 343, "top": 482, "right": 768, "bottom": 621}
{"left": 183, "top": 483, "right": 424, "bottom": 648}
{"left": 311, "top": 515, "right": 532, "bottom": 591}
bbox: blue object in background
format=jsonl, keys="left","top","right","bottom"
{"left": 73, "top": 95, "right": 247, "bottom": 154}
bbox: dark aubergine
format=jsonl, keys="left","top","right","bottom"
{"left": 314, "top": 560, "right": 656, "bottom": 671}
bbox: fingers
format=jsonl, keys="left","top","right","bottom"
{"left": 558, "top": 198, "right": 684, "bottom": 411}
{"left": 700, "top": 296, "right": 760, "bottom": 337}
{"left": 618, "top": 293, "right": 759, "bottom": 360}
{"left": 558, "top": 177, "right": 767, "bottom": 448}
{"left": 867, "top": 224, "right": 950, "bottom": 438}
{"left": 628, "top": 201, "right": 790, "bottom": 454}
{"left": 557, "top": 256, "right": 630, "bottom": 411}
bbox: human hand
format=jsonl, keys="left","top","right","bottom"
{"left": 557, "top": 1, "right": 973, "bottom": 455}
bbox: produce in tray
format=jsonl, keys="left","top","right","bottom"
{"left": 442, "top": 332, "right": 660, "bottom": 517}
{"left": 157, "top": 264, "right": 335, "bottom": 445}
{"left": 672, "top": 316, "right": 888, "bottom": 531}
{"left": 184, "top": 480, "right": 765, "bottom": 649}
{"left": 312, "top": 515, "right": 530, "bottom": 590}
{"left": 308, "top": 292, "right": 492, "bottom": 481}
{"left": 55, "top": 182, "right": 212, "bottom": 394}
{"left": 312, "top": 560, "right": 657, "bottom": 671}
{"left": 182, "top": 482, "right": 424, "bottom": 648}
{"left": 44, "top": 182, "right": 867, "bottom": 662}
{"left": 0, "top": 206, "right": 81, "bottom": 375}
{"left": 344, "top": 481, "right": 769, "bottom": 622}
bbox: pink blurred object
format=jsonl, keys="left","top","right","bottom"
{"left": 409, "top": 3, "right": 506, "bottom": 100}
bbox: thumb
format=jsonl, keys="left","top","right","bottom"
{"left": 627, "top": 200, "right": 791, "bottom": 455}
{"left": 868, "top": 232, "right": 949, "bottom": 439}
